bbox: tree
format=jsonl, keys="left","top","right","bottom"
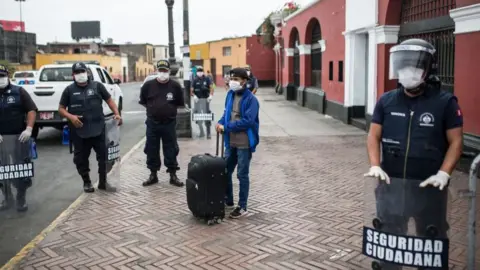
{"left": 0, "top": 60, "right": 16, "bottom": 76}
{"left": 256, "top": 2, "right": 300, "bottom": 48}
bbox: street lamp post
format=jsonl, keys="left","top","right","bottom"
{"left": 165, "top": 0, "right": 179, "bottom": 76}
{"left": 165, "top": 0, "right": 191, "bottom": 138}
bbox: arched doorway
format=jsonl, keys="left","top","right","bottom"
{"left": 309, "top": 19, "right": 322, "bottom": 88}
{"left": 398, "top": 0, "right": 456, "bottom": 93}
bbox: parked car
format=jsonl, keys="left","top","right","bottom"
{"left": 11, "top": 70, "right": 37, "bottom": 85}
{"left": 28, "top": 62, "right": 123, "bottom": 139}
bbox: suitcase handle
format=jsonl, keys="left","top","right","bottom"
{"left": 216, "top": 131, "right": 224, "bottom": 157}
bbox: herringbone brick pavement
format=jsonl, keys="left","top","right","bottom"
{"left": 11, "top": 90, "right": 480, "bottom": 270}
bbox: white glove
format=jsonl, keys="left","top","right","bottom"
{"left": 207, "top": 95, "right": 213, "bottom": 103}
{"left": 364, "top": 166, "right": 390, "bottom": 184}
{"left": 19, "top": 127, "right": 32, "bottom": 143}
{"left": 0, "top": 134, "right": 3, "bottom": 143}
{"left": 419, "top": 171, "right": 450, "bottom": 190}
{"left": 193, "top": 95, "right": 199, "bottom": 103}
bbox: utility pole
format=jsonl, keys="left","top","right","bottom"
{"left": 14, "top": 0, "right": 26, "bottom": 63}
{"left": 182, "top": 0, "right": 191, "bottom": 106}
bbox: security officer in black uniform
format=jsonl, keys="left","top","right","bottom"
{"left": 245, "top": 66, "right": 258, "bottom": 95}
{"left": 139, "top": 60, "right": 185, "bottom": 187}
{"left": 364, "top": 39, "right": 463, "bottom": 268}
{"left": 190, "top": 66, "right": 214, "bottom": 139}
{"left": 59, "top": 62, "right": 122, "bottom": 193}
{"left": 0, "top": 64, "right": 38, "bottom": 212}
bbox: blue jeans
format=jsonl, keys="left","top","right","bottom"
{"left": 225, "top": 147, "right": 252, "bottom": 210}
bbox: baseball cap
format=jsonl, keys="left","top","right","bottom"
{"left": 197, "top": 65, "right": 204, "bottom": 72}
{"left": 156, "top": 60, "right": 170, "bottom": 71}
{"left": 72, "top": 62, "right": 87, "bottom": 73}
{"left": 229, "top": 68, "right": 249, "bottom": 80}
{"left": 0, "top": 64, "right": 9, "bottom": 75}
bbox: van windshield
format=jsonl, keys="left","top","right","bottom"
{"left": 39, "top": 68, "right": 74, "bottom": 82}
{"left": 14, "top": 72, "right": 35, "bottom": 78}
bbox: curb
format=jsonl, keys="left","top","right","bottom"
{"left": 0, "top": 136, "right": 147, "bottom": 270}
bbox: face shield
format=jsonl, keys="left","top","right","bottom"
{"left": 389, "top": 44, "right": 434, "bottom": 80}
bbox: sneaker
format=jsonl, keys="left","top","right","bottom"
{"left": 229, "top": 207, "right": 248, "bottom": 219}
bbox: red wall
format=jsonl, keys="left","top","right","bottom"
{"left": 454, "top": 31, "right": 480, "bottom": 135}
{"left": 281, "top": 0, "right": 346, "bottom": 104}
{"left": 246, "top": 35, "right": 275, "bottom": 81}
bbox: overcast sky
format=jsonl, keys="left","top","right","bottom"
{"left": 0, "top": 0, "right": 313, "bottom": 53}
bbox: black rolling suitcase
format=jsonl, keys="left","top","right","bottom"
{"left": 186, "top": 133, "right": 227, "bottom": 225}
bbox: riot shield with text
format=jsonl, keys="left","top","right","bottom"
{"left": 105, "top": 118, "right": 120, "bottom": 189}
{"left": 363, "top": 177, "right": 452, "bottom": 270}
{"left": 192, "top": 98, "right": 214, "bottom": 138}
{"left": 0, "top": 135, "right": 34, "bottom": 216}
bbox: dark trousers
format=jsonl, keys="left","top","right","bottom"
{"left": 144, "top": 118, "right": 179, "bottom": 173}
{"left": 72, "top": 129, "right": 106, "bottom": 182}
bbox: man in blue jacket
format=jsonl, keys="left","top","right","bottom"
{"left": 216, "top": 67, "right": 260, "bottom": 219}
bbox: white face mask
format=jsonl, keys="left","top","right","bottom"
{"left": 229, "top": 80, "right": 243, "bottom": 91}
{"left": 197, "top": 72, "right": 204, "bottom": 77}
{"left": 157, "top": 72, "right": 170, "bottom": 82}
{"left": 0, "top": 77, "right": 8, "bottom": 89}
{"left": 247, "top": 71, "right": 251, "bottom": 76}
{"left": 398, "top": 67, "right": 424, "bottom": 89}
{"left": 74, "top": 72, "right": 88, "bottom": 83}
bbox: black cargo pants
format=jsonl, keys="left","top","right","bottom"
{"left": 71, "top": 129, "right": 107, "bottom": 182}
{"left": 144, "top": 117, "right": 179, "bottom": 173}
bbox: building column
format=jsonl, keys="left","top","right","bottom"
{"left": 297, "top": 44, "right": 311, "bottom": 106}
{"left": 282, "top": 48, "right": 295, "bottom": 97}
{"left": 344, "top": 33, "right": 368, "bottom": 117}
{"left": 450, "top": 3, "right": 480, "bottom": 149}
{"left": 273, "top": 44, "right": 281, "bottom": 92}
{"left": 375, "top": 25, "right": 400, "bottom": 100}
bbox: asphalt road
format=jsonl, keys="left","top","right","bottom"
{"left": 0, "top": 82, "right": 146, "bottom": 266}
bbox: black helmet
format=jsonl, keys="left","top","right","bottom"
{"left": 389, "top": 38, "right": 436, "bottom": 89}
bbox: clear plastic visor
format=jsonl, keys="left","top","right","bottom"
{"left": 389, "top": 50, "right": 432, "bottom": 80}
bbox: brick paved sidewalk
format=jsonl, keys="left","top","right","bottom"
{"left": 12, "top": 89, "right": 478, "bottom": 269}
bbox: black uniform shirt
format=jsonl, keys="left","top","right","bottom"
{"left": 372, "top": 90, "right": 463, "bottom": 130}
{"left": 139, "top": 79, "right": 184, "bottom": 121}
{"left": 59, "top": 81, "right": 111, "bottom": 107}
{"left": 0, "top": 85, "right": 38, "bottom": 112}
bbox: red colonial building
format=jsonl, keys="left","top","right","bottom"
{"left": 274, "top": 0, "right": 480, "bottom": 151}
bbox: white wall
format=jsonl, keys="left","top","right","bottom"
{"left": 153, "top": 46, "right": 169, "bottom": 62}
{"left": 344, "top": 0, "right": 378, "bottom": 113}
{"left": 345, "top": 0, "right": 377, "bottom": 31}
{"left": 121, "top": 54, "right": 129, "bottom": 82}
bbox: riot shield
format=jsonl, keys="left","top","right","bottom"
{"left": 192, "top": 98, "right": 214, "bottom": 138}
{"left": 362, "top": 177, "right": 451, "bottom": 270}
{"left": 0, "top": 135, "right": 34, "bottom": 215}
{"left": 105, "top": 117, "right": 120, "bottom": 189}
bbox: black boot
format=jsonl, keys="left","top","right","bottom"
{"left": 82, "top": 175, "right": 95, "bottom": 193}
{"left": 98, "top": 173, "right": 117, "bottom": 192}
{"left": 169, "top": 172, "right": 184, "bottom": 187}
{"left": 143, "top": 171, "right": 159, "bottom": 186}
{"left": 16, "top": 189, "right": 28, "bottom": 212}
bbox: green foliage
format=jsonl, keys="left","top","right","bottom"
{"left": 0, "top": 60, "right": 16, "bottom": 75}
{"left": 256, "top": 2, "right": 300, "bottom": 49}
